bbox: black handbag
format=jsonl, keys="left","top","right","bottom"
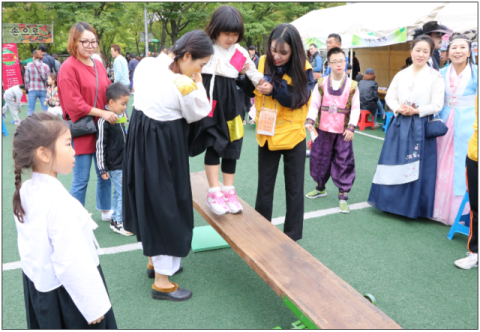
{"left": 66, "top": 58, "right": 98, "bottom": 138}
{"left": 425, "top": 113, "right": 448, "bottom": 138}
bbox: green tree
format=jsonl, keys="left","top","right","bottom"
{"left": 147, "top": 2, "right": 213, "bottom": 44}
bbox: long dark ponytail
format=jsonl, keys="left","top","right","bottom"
{"left": 13, "top": 113, "right": 69, "bottom": 223}
{"left": 265, "top": 24, "right": 309, "bottom": 110}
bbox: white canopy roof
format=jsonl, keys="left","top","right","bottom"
{"left": 292, "top": 2, "right": 477, "bottom": 49}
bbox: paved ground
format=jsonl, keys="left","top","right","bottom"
{"left": 2, "top": 98, "right": 477, "bottom": 329}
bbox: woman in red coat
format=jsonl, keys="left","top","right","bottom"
{"left": 57, "top": 22, "right": 118, "bottom": 220}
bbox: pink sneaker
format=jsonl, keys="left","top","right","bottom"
{"left": 223, "top": 189, "right": 243, "bottom": 214}
{"left": 206, "top": 191, "right": 229, "bottom": 215}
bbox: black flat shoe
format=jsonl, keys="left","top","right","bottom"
{"left": 151, "top": 283, "right": 192, "bottom": 302}
{"left": 147, "top": 265, "right": 184, "bottom": 279}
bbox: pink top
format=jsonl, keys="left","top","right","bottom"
{"left": 307, "top": 74, "right": 360, "bottom": 134}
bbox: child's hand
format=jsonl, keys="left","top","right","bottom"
{"left": 43, "top": 101, "right": 47, "bottom": 106}
{"left": 101, "top": 172, "right": 109, "bottom": 180}
{"left": 313, "top": 73, "right": 322, "bottom": 80}
{"left": 343, "top": 130, "right": 354, "bottom": 142}
{"left": 305, "top": 123, "right": 317, "bottom": 135}
{"left": 88, "top": 315, "right": 104, "bottom": 325}
{"left": 239, "top": 63, "right": 250, "bottom": 75}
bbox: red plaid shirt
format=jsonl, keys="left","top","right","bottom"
{"left": 24, "top": 60, "right": 50, "bottom": 91}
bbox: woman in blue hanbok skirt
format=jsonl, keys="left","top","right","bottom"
{"left": 368, "top": 36, "right": 445, "bottom": 219}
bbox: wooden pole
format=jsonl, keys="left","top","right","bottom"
{"left": 387, "top": 45, "right": 391, "bottom": 87}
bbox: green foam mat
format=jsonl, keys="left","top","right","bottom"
{"left": 192, "top": 226, "right": 230, "bottom": 252}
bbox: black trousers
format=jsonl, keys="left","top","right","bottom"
{"left": 466, "top": 156, "right": 478, "bottom": 253}
{"left": 255, "top": 139, "right": 306, "bottom": 241}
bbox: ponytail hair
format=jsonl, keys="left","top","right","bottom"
{"left": 169, "top": 30, "right": 214, "bottom": 72}
{"left": 12, "top": 113, "right": 69, "bottom": 222}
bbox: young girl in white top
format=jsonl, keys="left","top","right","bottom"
{"left": 188, "top": 5, "right": 263, "bottom": 215}
{"left": 13, "top": 113, "right": 116, "bottom": 329}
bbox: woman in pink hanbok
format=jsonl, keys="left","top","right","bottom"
{"left": 433, "top": 31, "right": 478, "bottom": 225}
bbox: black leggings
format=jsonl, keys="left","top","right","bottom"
{"left": 204, "top": 147, "right": 237, "bottom": 174}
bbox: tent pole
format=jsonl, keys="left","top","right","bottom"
{"left": 350, "top": 48, "right": 353, "bottom": 67}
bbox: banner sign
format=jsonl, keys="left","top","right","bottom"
{"left": 352, "top": 27, "right": 407, "bottom": 48}
{"left": 2, "top": 23, "right": 53, "bottom": 44}
{"left": 304, "top": 37, "right": 326, "bottom": 50}
{"left": 2, "top": 43, "right": 27, "bottom": 102}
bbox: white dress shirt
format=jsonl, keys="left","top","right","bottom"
{"left": 385, "top": 64, "right": 445, "bottom": 118}
{"left": 133, "top": 53, "right": 211, "bottom": 123}
{"left": 15, "top": 172, "right": 111, "bottom": 323}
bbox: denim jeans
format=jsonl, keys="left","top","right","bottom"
{"left": 70, "top": 146, "right": 112, "bottom": 211}
{"left": 376, "top": 99, "right": 386, "bottom": 120}
{"left": 27, "top": 90, "right": 48, "bottom": 116}
{"left": 109, "top": 170, "right": 123, "bottom": 224}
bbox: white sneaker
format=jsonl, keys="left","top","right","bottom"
{"left": 454, "top": 252, "right": 478, "bottom": 269}
{"left": 110, "top": 221, "right": 134, "bottom": 236}
{"left": 223, "top": 188, "right": 243, "bottom": 214}
{"left": 102, "top": 209, "right": 114, "bottom": 221}
{"left": 206, "top": 190, "right": 229, "bottom": 215}
{"left": 14, "top": 120, "right": 21, "bottom": 126}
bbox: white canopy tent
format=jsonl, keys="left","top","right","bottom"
{"left": 291, "top": 2, "right": 477, "bottom": 87}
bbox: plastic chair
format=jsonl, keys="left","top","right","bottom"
{"left": 382, "top": 112, "right": 394, "bottom": 134}
{"left": 447, "top": 191, "right": 471, "bottom": 240}
{"left": 358, "top": 110, "right": 375, "bottom": 131}
{"left": 2, "top": 117, "right": 7, "bottom": 137}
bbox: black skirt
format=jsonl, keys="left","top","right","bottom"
{"left": 187, "top": 74, "right": 245, "bottom": 160}
{"left": 23, "top": 265, "right": 117, "bottom": 329}
{"left": 123, "top": 108, "right": 194, "bottom": 257}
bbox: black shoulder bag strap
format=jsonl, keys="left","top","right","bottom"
{"left": 92, "top": 58, "right": 98, "bottom": 108}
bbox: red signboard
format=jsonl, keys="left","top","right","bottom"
{"left": 2, "top": 43, "right": 26, "bottom": 102}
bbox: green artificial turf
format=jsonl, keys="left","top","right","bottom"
{"left": 2, "top": 98, "right": 477, "bottom": 329}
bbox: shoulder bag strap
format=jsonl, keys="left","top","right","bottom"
{"left": 32, "top": 60, "right": 48, "bottom": 86}
{"left": 91, "top": 58, "right": 98, "bottom": 108}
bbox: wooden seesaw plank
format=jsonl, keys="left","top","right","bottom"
{"left": 190, "top": 171, "right": 401, "bottom": 329}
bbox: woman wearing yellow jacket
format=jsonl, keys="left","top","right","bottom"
{"left": 455, "top": 97, "right": 478, "bottom": 269}
{"left": 254, "top": 24, "right": 315, "bottom": 241}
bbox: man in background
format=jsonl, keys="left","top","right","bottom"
{"left": 352, "top": 51, "right": 360, "bottom": 79}
{"left": 38, "top": 44, "right": 56, "bottom": 74}
{"left": 111, "top": 44, "right": 130, "bottom": 89}
{"left": 248, "top": 46, "right": 259, "bottom": 68}
{"left": 309, "top": 43, "right": 323, "bottom": 80}
{"left": 52, "top": 54, "right": 61, "bottom": 74}
{"left": 323, "top": 34, "right": 349, "bottom": 77}
{"left": 128, "top": 53, "right": 139, "bottom": 92}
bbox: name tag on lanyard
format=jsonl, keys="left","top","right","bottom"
{"left": 257, "top": 107, "right": 277, "bottom": 136}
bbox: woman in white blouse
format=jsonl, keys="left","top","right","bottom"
{"left": 123, "top": 30, "right": 213, "bottom": 302}
{"left": 368, "top": 35, "right": 445, "bottom": 219}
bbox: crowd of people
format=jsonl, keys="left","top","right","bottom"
{"left": 7, "top": 5, "right": 478, "bottom": 329}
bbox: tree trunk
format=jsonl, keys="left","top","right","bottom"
{"left": 262, "top": 34, "right": 269, "bottom": 55}
{"left": 246, "top": 37, "right": 252, "bottom": 48}
{"left": 170, "top": 19, "right": 179, "bottom": 44}
{"left": 161, "top": 22, "right": 167, "bottom": 46}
